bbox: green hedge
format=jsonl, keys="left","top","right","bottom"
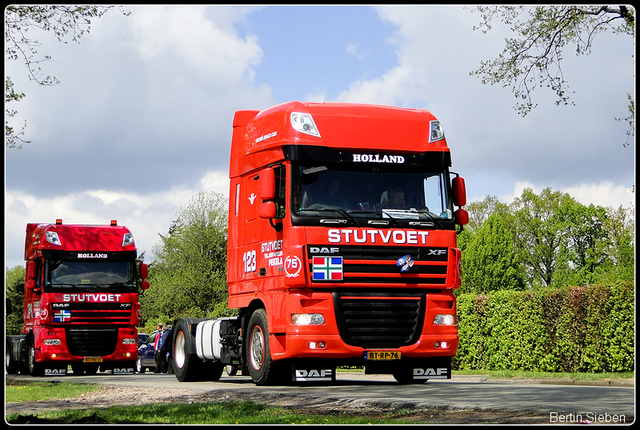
{"left": 453, "top": 282, "right": 634, "bottom": 373}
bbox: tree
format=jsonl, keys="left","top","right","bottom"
{"left": 508, "top": 187, "right": 616, "bottom": 289}
{"left": 470, "top": 5, "right": 635, "bottom": 122}
{"left": 461, "top": 213, "right": 525, "bottom": 294}
{"left": 141, "top": 192, "right": 229, "bottom": 323}
{"left": 5, "top": 265, "right": 25, "bottom": 336}
{"left": 4, "top": 5, "right": 129, "bottom": 148}
{"left": 510, "top": 188, "right": 577, "bottom": 288}
{"left": 596, "top": 205, "right": 635, "bottom": 283}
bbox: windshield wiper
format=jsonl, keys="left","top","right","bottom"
{"left": 300, "top": 208, "right": 357, "bottom": 225}
{"left": 49, "top": 283, "right": 80, "bottom": 289}
{"left": 412, "top": 209, "right": 443, "bottom": 228}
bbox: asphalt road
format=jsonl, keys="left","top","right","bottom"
{"left": 18, "top": 371, "right": 634, "bottom": 424}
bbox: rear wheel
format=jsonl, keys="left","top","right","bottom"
{"left": 6, "top": 344, "right": 20, "bottom": 374}
{"left": 136, "top": 357, "right": 146, "bottom": 373}
{"left": 246, "top": 309, "right": 282, "bottom": 385}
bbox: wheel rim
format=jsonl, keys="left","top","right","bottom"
{"left": 29, "top": 343, "right": 36, "bottom": 373}
{"left": 250, "top": 325, "right": 265, "bottom": 371}
{"left": 174, "top": 331, "right": 186, "bottom": 369}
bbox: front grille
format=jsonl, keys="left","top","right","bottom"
{"left": 334, "top": 291, "right": 426, "bottom": 348}
{"left": 66, "top": 327, "right": 118, "bottom": 356}
{"left": 309, "top": 245, "right": 449, "bottom": 286}
{"left": 52, "top": 302, "right": 132, "bottom": 324}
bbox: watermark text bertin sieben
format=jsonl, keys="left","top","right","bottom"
{"left": 550, "top": 411, "right": 627, "bottom": 424}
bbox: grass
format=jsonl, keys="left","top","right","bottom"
{"left": 452, "top": 369, "right": 635, "bottom": 381}
{"left": 6, "top": 370, "right": 634, "bottom": 424}
{"left": 8, "top": 402, "right": 408, "bottom": 425}
{"left": 5, "top": 379, "right": 102, "bottom": 403}
{"left": 5, "top": 378, "right": 410, "bottom": 424}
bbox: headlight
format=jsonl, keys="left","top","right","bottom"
{"left": 46, "top": 231, "right": 62, "bottom": 246}
{"left": 291, "top": 112, "right": 321, "bottom": 137}
{"left": 433, "top": 314, "right": 456, "bottom": 325}
{"left": 291, "top": 313, "right": 325, "bottom": 326}
{"left": 122, "top": 232, "right": 135, "bottom": 247}
{"left": 429, "top": 120, "right": 445, "bottom": 143}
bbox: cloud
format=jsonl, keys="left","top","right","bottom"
{"left": 128, "top": 6, "right": 263, "bottom": 84}
{"left": 4, "top": 5, "right": 634, "bottom": 272}
{"left": 4, "top": 183, "right": 203, "bottom": 270}
{"left": 335, "top": 6, "right": 634, "bottom": 210}
{"left": 504, "top": 181, "right": 635, "bottom": 209}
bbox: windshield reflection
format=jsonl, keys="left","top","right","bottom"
{"left": 46, "top": 260, "right": 136, "bottom": 292}
{"left": 293, "top": 164, "right": 453, "bottom": 222}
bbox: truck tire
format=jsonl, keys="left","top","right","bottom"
{"left": 201, "top": 360, "right": 224, "bottom": 381}
{"left": 392, "top": 364, "right": 427, "bottom": 384}
{"left": 247, "top": 309, "right": 281, "bottom": 385}
{"left": 136, "top": 357, "right": 146, "bottom": 373}
{"left": 28, "top": 337, "right": 44, "bottom": 377}
{"left": 6, "top": 346, "right": 20, "bottom": 374}
{"left": 173, "top": 319, "right": 201, "bottom": 382}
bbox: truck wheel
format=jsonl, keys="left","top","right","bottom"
{"left": 28, "top": 337, "right": 43, "bottom": 377}
{"left": 6, "top": 348, "right": 20, "bottom": 374}
{"left": 85, "top": 364, "right": 99, "bottom": 375}
{"left": 392, "top": 366, "right": 427, "bottom": 384}
{"left": 247, "top": 309, "right": 280, "bottom": 385}
{"left": 136, "top": 357, "right": 146, "bottom": 373}
{"left": 71, "top": 363, "right": 85, "bottom": 375}
{"left": 173, "top": 319, "right": 200, "bottom": 382}
{"left": 201, "top": 361, "right": 224, "bottom": 381}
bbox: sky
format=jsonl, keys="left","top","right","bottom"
{"left": 4, "top": 5, "right": 635, "bottom": 270}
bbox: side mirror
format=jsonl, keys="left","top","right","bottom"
{"left": 452, "top": 176, "right": 467, "bottom": 207}
{"left": 259, "top": 201, "right": 277, "bottom": 219}
{"left": 26, "top": 260, "right": 37, "bottom": 279}
{"left": 26, "top": 261, "right": 40, "bottom": 293}
{"left": 259, "top": 167, "right": 276, "bottom": 200}
{"left": 455, "top": 208, "right": 469, "bottom": 226}
{"left": 139, "top": 262, "right": 150, "bottom": 290}
{"left": 140, "top": 262, "right": 148, "bottom": 280}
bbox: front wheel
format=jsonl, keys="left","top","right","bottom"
{"left": 173, "top": 319, "right": 201, "bottom": 382}
{"left": 246, "top": 309, "right": 282, "bottom": 385}
{"left": 28, "top": 337, "right": 44, "bottom": 377}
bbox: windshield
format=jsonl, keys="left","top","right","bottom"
{"left": 292, "top": 164, "right": 453, "bottom": 224}
{"left": 45, "top": 260, "right": 137, "bottom": 293}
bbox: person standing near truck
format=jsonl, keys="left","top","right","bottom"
{"left": 159, "top": 325, "right": 173, "bottom": 374}
{"left": 153, "top": 324, "right": 165, "bottom": 373}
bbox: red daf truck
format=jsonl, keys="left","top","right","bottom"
{"left": 172, "top": 101, "right": 468, "bottom": 385}
{"left": 6, "top": 219, "right": 150, "bottom": 376}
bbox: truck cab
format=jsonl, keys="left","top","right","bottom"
{"left": 6, "top": 219, "right": 149, "bottom": 376}
{"left": 173, "top": 101, "right": 468, "bottom": 385}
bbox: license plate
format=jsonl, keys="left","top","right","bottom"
{"left": 364, "top": 350, "right": 401, "bottom": 361}
{"left": 83, "top": 357, "right": 103, "bottom": 363}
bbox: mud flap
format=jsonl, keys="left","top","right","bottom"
{"left": 112, "top": 366, "right": 135, "bottom": 375}
{"left": 409, "top": 357, "right": 451, "bottom": 381}
{"left": 291, "top": 360, "right": 336, "bottom": 383}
